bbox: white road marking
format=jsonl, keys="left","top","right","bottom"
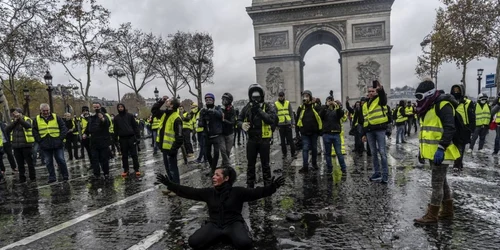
{"left": 127, "top": 230, "right": 166, "bottom": 250}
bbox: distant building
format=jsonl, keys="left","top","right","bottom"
{"left": 388, "top": 85, "right": 416, "bottom": 107}
{"left": 145, "top": 98, "right": 156, "bottom": 107}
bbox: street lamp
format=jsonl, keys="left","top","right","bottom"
{"left": 154, "top": 87, "right": 159, "bottom": 101}
{"left": 23, "top": 86, "right": 30, "bottom": 117}
{"left": 177, "top": 94, "right": 180, "bottom": 100}
{"left": 108, "top": 68, "right": 126, "bottom": 102}
{"left": 43, "top": 71, "right": 54, "bottom": 112}
{"left": 477, "top": 68, "right": 484, "bottom": 95}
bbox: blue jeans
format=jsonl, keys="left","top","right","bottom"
{"left": 495, "top": 125, "right": 500, "bottom": 153}
{"left": 323, "top": 133, "right": 347, "bottom": 172}
{"left": 396, "top": 124, "right": 405, "bottom": 144}
{"left": 366, "top": 130, "right": 388, "bottom": 177}
{"left": 43, "top": 148, "right": 69, "bottom": 181}
{"left": 152, "top": 130, "right": 159, "bottom": 153}
{"left": 162, "top": 150, "right": 180, "bottom": 184}
{"left": 196, "top": 132, "right": 206, "bottom": 162}
{"left": 302, "top": 134, "right": 318, "bottom": 167}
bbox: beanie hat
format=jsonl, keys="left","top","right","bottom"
{"left": 205, "top": 93, "right": 215, "bottom": 100}
{"left": 82, "top": 106, "right": 89, "bottom": 112}
{"left": 415, "top": 80, "right": 435, "bottom": 93}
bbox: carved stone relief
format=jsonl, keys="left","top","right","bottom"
{"left": 259, "top": 31, "right": 289, "bottom": 50}
{"left": 293, "top": 21, "right": 346, "bottom": 41}
{"left": 356, "top": 58, "right": 381, "bottom": 96}
{"left": 265, "top": 67, "right": 285, "bottom": 101}
{"left": 352, "top": 22, "right": 385, "bottom": 43}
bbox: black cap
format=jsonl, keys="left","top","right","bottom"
{"left": 416, "top": 80, "right": 435, "bottom": 93}
{"left": 278, "top": 91, "right": 285, "bottom": 97}
{"left": 82, "top": 106, "right": 89, "bottom": 112}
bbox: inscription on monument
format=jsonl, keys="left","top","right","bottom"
{"left": 259, "top": 31, "right": 289, "bottom": 50}
{"left": 352, "top": 22, "right": 385, "bottom": 43}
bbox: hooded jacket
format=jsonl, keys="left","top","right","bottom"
{"left": 113, "top": 103, "right": 140, "bottom": 139}
{"left": 319, "top": 104, "right": 344, "bottom": 134}
{"left": 84, "top": 107, "right": 110, "bottom": 146}
{"left": 296, "top": 102, "right": 322, "bottom": 136}
{"left": 450, "top": 84, "right": 476, "bottom": 133}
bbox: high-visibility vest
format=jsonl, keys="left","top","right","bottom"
{"left": 475, "top": 103, "right": 490, "bottom": 126}
{"left": 244, "top": 104, "right": 272, "bottom": 138}
{"left": 275, "top": 100, "right": 291, "bottom": 123}
{"left": 182, "top": 113, "right": 192, "bottom": 130}
{"left": 332, "top": 113, "right": 347, "bottom": 156}
{"left": 158, "top": 111, "right": 180, "bottom": 150}
{"left": 192, "top": 110, "right": 204, "bottom": 133}
{"left": 362, "top": 96, "right": 388, "bottom": 127}
{"left": 105, "top": 113, "right": 114, "bottom": 133}
{"left": 80, "top": 117, "right": 88, "bottom": 132}
{"left": 9, "top": 116, "right": 35, "bottom": 143}
{"left": 405, "top": 106, "right": 414, "bottom": 116}
{"left": 396, "top": 107, "right": 408, "bottom": 123}
{"left": 456, "top": 99, "right": 471, "bottom": 125}
{"left": 297, "top": 105, "right": 322, "bottom": 130}
{"left": 71, "top": 119, "right": 79, "bottom": 135}
{"left": 152, "top": 117, "right": 161, "bottom": 130}
{"left": 0, "top": 130, "right": 4, "bottom": 147}
{"left": 419, "top": 101, "right": 460, "bottom": 161}
{"left": 36, "top": 114, "right": 60, "bottom": 138}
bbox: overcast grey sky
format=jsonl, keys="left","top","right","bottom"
{"left": 50, "top": 0, "right": 497, "bottom": 103}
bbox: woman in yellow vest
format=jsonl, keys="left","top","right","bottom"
{"left": 394, "top": 100, "right": 408, "bottom": 144}
{"left": 413, "top": 80, "right": 460, "bottom": 225}
{"left": 468, "top": 93, "right": 490, "bottom": 152}
{"left": 6, "top": 108, "right": 36, "bottom": 183}
{"left": 296, "top": 90, "right": 322, "bottom": 173}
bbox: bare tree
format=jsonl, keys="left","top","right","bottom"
{"left": 415, "top": 33, "right": 445, "bottom": 84}
{"left": 169, "top": 31, "right": 214, "bottom": 106}
{"left": 153, "top": 36, "right": 188, "bottom": 98}
{"left": 106, "top": 22, "right": 159, "bottom": 98}
{"left": 49, "top": 0, "right": 111, "bottom": 102}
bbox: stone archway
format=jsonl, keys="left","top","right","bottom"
{"left": 247, "top": 0, "right": 394, "bottom": 107}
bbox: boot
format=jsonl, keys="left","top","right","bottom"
{"left": 438, "top": 199, "right": 454, "bottom": 220}
{"left": 414, "top": 204, "right": 440, "bottom": 225}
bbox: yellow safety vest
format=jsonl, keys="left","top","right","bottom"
{"left": 297, "top": 104, "right": 322, "bottom": 130}
{"left": 36, "top": 114, "right": 60, "bottom": 138}
{"left": 80, "top": 117, "right": 88, "bottom": 132}
{"left": 405, "top": 106, "right": 414, "bottom": 116}
{"left": 396, "top": 107, "right": 408, "bottom": 123}
{"left": 419, "top": 101, "right": 460, "bottom": 161}
{"left": 362, "top": 96, "right": 388, "bottom": 127}
{"left": 192, "top": 110, "right": 204, "bottom": 133}
{"left": 72, "top": 119, "right": 79, "bottom": 135}
{"left": 105, "top": 113, "right": 114, "bottom": 133}
{"left": 9, "top": 116, "right": 35, "bottom": 143}
{"left": 158, "top": 111, "right": 180, "bottom": 150}
{"left": 244, "top": 104, "right": 272, "bottom": 138}
{"left": 182, "top": 113, "right": 192, "bottom": 130}
{"left": 275, "top": 100, "right": 291, "bottom": 124}
{"left": 152, "top": 117, "right": 161, "bottom": 130}
{"left": 475, "top": 103, "right": 490, "bottom": 126}
{"left": 0, "top": 130, "right": 4, "bottom": 147}
{"left": 456, "top": 99, "right": 471, "bottom": 125}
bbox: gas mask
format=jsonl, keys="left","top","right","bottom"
{"left": 479, "top": 98, "right": 487, "bottom": 104}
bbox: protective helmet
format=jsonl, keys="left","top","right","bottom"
{"left": 222, "top": 92, "right": 233, "bottom": 103}
{"left": 248, "top": 84, "right": 265, "bottom": 103}
{"left": 478, "top": 93, "right": 488, "bottom": 102}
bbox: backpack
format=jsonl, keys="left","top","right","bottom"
{"left": 435, "top": 99, "right": 471, "bottom": 146}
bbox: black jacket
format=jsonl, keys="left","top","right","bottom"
{"left": 32, "top": 114, "right": 68, "bottom": 150}
{"left": 222, "top": 105, "right": 236, "bottom": 136}
{"left": 157, "top": 109, "right": 183, "bottom": 153}
{"left": 84, "top": 110, "right": 110, "bottom": 146}
{"left": 6, "top": 116, "right": 33, "bottom": 148}
{"left": 0, "top": 123, "right": 10, "bottom": 144}
{"left": 113, "top": 104, "right": 140, "bottom": 139}
{"left": 319, "top": 104, "right": 344, "bottom": 134}
{"left": 166, "top": 182, "right": 277, "bottom": 227}
{"left": 198, "top": 106, "right": 224, "bottom": 137}
{"left": 296, "top": 103, "right": 321, "bottom": 136}
{"left": 237, "top": 102, "right": 277, "bottom": 142}
{"left": 346, "top": 101, "right": 363, "bottom": 128}
{"left": 424, "top": 94, "right": 456, "bottom": 149}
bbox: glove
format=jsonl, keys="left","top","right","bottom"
{"left": 155, "top": 173, "right": 172, "bottom": 187}
{"left": 433, "top": 148, "right": 445, "bottom": 165}
{"left": 271, "top": 176, "right": 285, "bottom": 189}
{"left": 242, "top": 122, "right": 251, "bottom": 132}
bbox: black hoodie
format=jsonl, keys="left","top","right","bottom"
{"left": 113, "top": 103, "right": 140, "bottom": 139}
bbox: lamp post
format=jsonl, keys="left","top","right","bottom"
{"left": 477, "top": 68, "right": 484, "bottom": 95}
{"left": 23, "top": 86, "right": 30, "bottom": 117}
{"left": 43, "top": 71, "right": 54, "bottom": 112}
{"left": 154, "top": 87, "right": 159, "bottom": 101}
{"left": 177, "top": 94, "right": 180, "bottom": 100}
{"left": 108, "top": 69, "right": 126, "bottom": 102}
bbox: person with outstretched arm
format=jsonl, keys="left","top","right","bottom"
{"left": 155, "top": 167, "right": 285, "bottom": 250}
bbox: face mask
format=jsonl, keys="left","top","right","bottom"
{"left": 251, "top": 96, "right": 262, "bottom": 103}
{"left": 479, "top": 99, "right": 487, "bottom": 104}
{"left": 451, "top": 92, "right": 462, "bottom": 100}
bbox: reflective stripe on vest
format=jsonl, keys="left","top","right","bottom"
{"left": 36, "top": 114, "right": 60, "bottom": 138}
{"left": 456, "top": 99, "right": 471, "bottom": 125}
{"left": 72, "top": 119, "right": 79, "bottom": 135}
{"left": 105, "top": 113, "right": 114, "bottom": 133}
{"left": 274, "top": 100, "right": 291, "bottom": 123}
{"left": 161, "top": 111, "right": 180, "bottom": 150}
{"left": 152, "top": 117, "right": 161, "bottom": 130}
{"left": 405, "top": 106, "right": 414, "bottom": 116}
{"left": 396, "top": 107, "right": 408, "bottom": 123}
{"left": 297, "top": 105, "right": 322, "bottom": 130}
{"left": 182, "top": 113, "right": 192, "bottom": 129}
{"left": 243, "top": 104, "right": 272, "bottom": 138}
{"left": 80, "top": 117, "right": 88, "bottom": 131}
{"left": 193, "top": 111, "right": 204, "bottom": 133}
{"left": 475, "top": 103, "right": 490, "bottom": 126}
{"left": 9, "top": 116, "right": 34, "bottom": 143}
{"left": 418, "top": 101, "right": 460, "bottom": 161}
{"left": 362, "top": 97, "right": 388, "bottom": 127}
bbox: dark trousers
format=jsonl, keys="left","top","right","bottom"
{"left": 469, "top": 126, "right": 489, "bottom": 150}
{"left": 162, "top": 149, "right": 180, "bottom": 184}
{"left": 13, "top": 147, "right": 35, "bottom": 181}
{"left": 119, "top": 136, "right": 140, "bottom": 172}
{"left": 278, "top": 125, "right": 296, "bottom": 156}
{"left": 406, "top": 117, "right": 414, "bottom": 136}
{"left": 110, "top": 133, "right": 119, "bottom": 156}
{"left": 205, "top": 135, "right": 221, "bottom": 171}
{"left": 80, "top": 139, "right": 91, "bottom": 159}
{"left": 188, "top": 221, "right": 252, "bottom": 250}
{"left": 43, "top": 148, "right": 69, "bottom": 181}
{"left": 91, "top": 144, "right": 110, "bottom": 177}
{"left": 2, "top": 142, "right": 17, "bottom": 171}
{"left": 246, "top": 139, "right": 271, "bottom": 186}
{"left": 65, "top": 134, "right": 79, "bottom": 160}
{"left": 196, "top": 132, "right": 206, "bottom": 162}
{"left": 453, "top": 143, "right": 466, "bottom": 170}
{"left": 234, "top": 128, "right": 242, "bottom": 145}
{"left": 182, "top": 129, "right": 194, "bottom": 154}
{"left": 354, "top": 124, "right": 364, "bottom": 153}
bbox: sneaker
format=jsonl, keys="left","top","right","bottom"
{"left": 381, "top": 175, "right": 388, "bottom": 184}
{"left": 121, "top": 172, "right": 128, "bottom": 178}
{"left": 298, "top": 167, "right": 309, "bottom": 173}
{"left": 135, "top": 171, "right": 141, "bottom": 177}
{"left": 370, "top": 173, "right": 382, "bottom": 182}
{"left": 63, "top": 177, "right": 69, "bottom": 182}
{"left": 47, "top": 179, "right": 57, "bottom": 184}
{"left": 161, "top": 189, "right": 171, "bottom": 195}
{"left": 466, "top": 148, "right": 472, "bottom": 153}
{"left": 477, "top": 148, "right": 484, "bottom": 152}
{"left": 311, "top": 164, "right": 319, "bottom": 170}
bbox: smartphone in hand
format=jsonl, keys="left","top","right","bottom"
{"left": 372, "top": 80, "right": 379, "bottom": 88}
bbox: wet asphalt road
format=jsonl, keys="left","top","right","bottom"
{"left": 0, "top": 129, "right": 499, "bottom": 250}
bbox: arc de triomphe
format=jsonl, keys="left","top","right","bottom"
{"left": 247, "top": 0, "right": 394, "bottom": 106}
